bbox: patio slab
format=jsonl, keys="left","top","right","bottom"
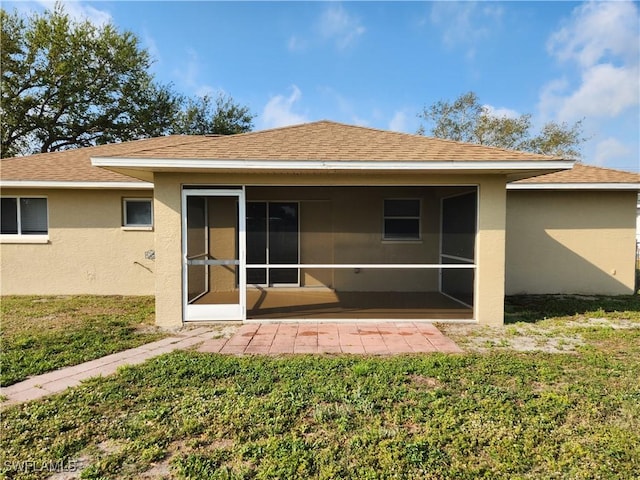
{"left": 232, "top": 322, "right": 461, "bottom": 355}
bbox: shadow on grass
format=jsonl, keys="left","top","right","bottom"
{"left": 505, "top": 294, "right": 640, "bottom": 324}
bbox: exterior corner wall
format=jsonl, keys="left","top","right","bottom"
{"left": 505, "top": 190, "right": 637, "bottom": 295}
{"left": 0, "top": 188, "right": 155, "bottom": 296}
{"left": 153, "top": 175, "right": 184, "bottom": 328}
{"left": 475, "top": 177, "right": 507, "bottom": 326}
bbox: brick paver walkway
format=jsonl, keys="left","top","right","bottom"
{"left": 0, "top": 327, "right": 214, "bottom": 406}
{"left": 1, "top": 323, "right": 461, "bottom": 406}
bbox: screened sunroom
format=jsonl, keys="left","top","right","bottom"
{"left": 182, "top": 185, "right": 477, "bottom": 322}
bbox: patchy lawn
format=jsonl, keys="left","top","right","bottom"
{"left": 440, "top": 294, "right": 640, "bottom": 354}
{"left": 1, "top": 294, "right": 638, "bottom": 479}
{"left": 0, "top": 296, "right": 166, "bottom": 387}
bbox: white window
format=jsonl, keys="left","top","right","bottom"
{"left": 383, "top": 199, "right": 421, "bottom": 240}
{"left": 123, "top": 198, "right": 153, "bottom": 228}
{"left": 1, "top": 197, "right": 48, "bottom": 236}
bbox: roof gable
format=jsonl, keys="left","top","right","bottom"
{"left": 110, "top": 120, "right": 563, "bottom": 162}
{"left": 1, "top": 121, "right": 574, "bottom": 186}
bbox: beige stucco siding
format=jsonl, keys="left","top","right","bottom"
{"left": 474, "top": 177, "right": 507, "bottom": 326}
{"left": 506, "top": 190, "right": 637, "bottom": 295}
{"left": 152, "top": 172, "right": 507, "bottom": 327}
{"left": 153, "top": 176, "right": 184, "bottom": 328}
{"left": 0, "top": 189, "right": 154, "bottom": 295}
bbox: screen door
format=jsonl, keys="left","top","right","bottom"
{"left": 182, "top": 188, "right": 246, "bottom": 321}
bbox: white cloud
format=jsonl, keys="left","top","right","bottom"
{"left": 483, "top": 105, "right": 520, "bottom": 119}
{"left": 389, "top": 111, "right": 407, "bottom": 132}
{"left": 556, "top": 64, "right": 639, "bottom": 121}
{"left": 430, "top": 2, "right": 503, "bottom": 57}
{"left": 36, "top": 0, "right": 112, "bottom": 26}
{"left": 173, "top": 48, "right": 216, "bottom": 98}
{"left": 142, "top": 30, "right": 161, "bottom": 64}
{"left": 287, "top": 35, "right": 307, "bottom": 52}
{"left": 261, "top": 85, "right": 308, "bottom": 129}
{"left": 317, "top": 4, "right": 365, "bottom": 50}
{"left": 547, "top": 0, "right": 639, "bottom": 68}
{"left": 593, "top": 137, "right": 631, "bottom": 167}
{"left": 540, "top": 0, "right": 640, "bottom": 122}
{"left": 287, "top": 4, "right": 365, "bottom": 53}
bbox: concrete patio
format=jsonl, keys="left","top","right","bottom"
{"left": 1, "top": 322, "right": 462, "bottom": 406}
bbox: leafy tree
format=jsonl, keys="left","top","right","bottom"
{"left": 1, "top": 4, "right": 181, "bottom": 157}
{"left": 418, "top": 91, "right": 585, "bottom": 158}
{"left": 171, "top": 93, "right": 255, "bottom": 135}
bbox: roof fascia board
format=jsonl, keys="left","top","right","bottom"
{"left": 507, "top": 182, "right": 639, "bottom": 191}
{"left": 91, "top": 157, "right": 573, "bottom": 172}
{"left": 0, "top": 180, "right": 153, "bottom": 189}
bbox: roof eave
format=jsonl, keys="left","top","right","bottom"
{"left": 91, "top": 157, "right": 573, "bottom": 180}
{"left": 507, "top": 182, "right": 640, "bottom": 191}
{"left": 0, "top": 180, "right": 153, "bottom": 190}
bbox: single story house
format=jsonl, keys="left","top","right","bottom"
{"left": 1, "top": 121, "right": 638, "bottom": 328}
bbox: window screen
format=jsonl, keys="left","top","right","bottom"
{"left": 1, "top": 197, "right": 48, "bottom": 235}
{"left": 383, "top": 199, "right": 420, "bottom": 240}
{"left": 1, "top": 198, "right": 18, "bottom": 234}
{"left": 441, "top": 192, "right": 476, "bottom": 260}
{"left": 123, "top": 199, "right": 153, "bottom": 227}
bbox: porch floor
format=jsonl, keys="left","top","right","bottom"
{"left": 194, "top": 289, "right": 472, "bottom": 319}
{"left": 198, "top": 322, "right": 463, "bottom": 355}
{"left": 249, "top": 290, "right": 472, "bottom": 320}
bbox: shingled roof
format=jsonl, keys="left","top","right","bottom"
{"left": 514, "top": 163, "right": 640, "bottom": 185}
{"left": 99, "top": 121, "right": 563, "bottom": 162}
{"left": 16, "top": 121, "right": 640, "bottom": 189}
{"left": 0, "top": 135, "right": 205, "bottom": 183}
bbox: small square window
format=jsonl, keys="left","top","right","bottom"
{"left": 123, "top": 199, "right": 153, "bottom": 227}
{"left": 1, "top": 197, "right": 48, "bottom": 235}
{"left": 383, "top": 199, "right": 421, "bottom": 240}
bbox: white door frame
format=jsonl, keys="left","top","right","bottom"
{"left": 182, "top": 188, "right": 246, "bottom": 321}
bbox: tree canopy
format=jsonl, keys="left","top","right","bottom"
{"left": 1, "top": 5, "right": 255, "bottom": 158}
{"left": 171, "top": 93, "right": 254, "bottom": 136}
{"left": 418, "top": 91, "right": 585, "bottom": 159}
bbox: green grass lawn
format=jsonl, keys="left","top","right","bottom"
{"left": 0, "top": 296, "right": 166, "bottom": 387}
{"left": 1, "top": 295, "right": 639, "bottom": 479}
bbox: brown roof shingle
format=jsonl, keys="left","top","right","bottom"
{"left": 514, "top": 163, "right": 640, "bottom": 184}
{"left": 0, "top": 135, "right": 206, "bottom": 183}
{"left": 109, "top": 121, "right": 563, "bottom": 162}
{"left": 2, "top": 121, "right": 567, "bottom": 184}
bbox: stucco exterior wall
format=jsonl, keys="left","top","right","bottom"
{"left": 474, "top": 177, "right": 507, "bottom": 326}
{"left": 0, "top": 188, "right": 154, "bottom": 295}
{"left": 152, "top": 172, "right": 507, "bottom": 327}
{"left": 505, "top": 190, "right": 637, "bottom": 295}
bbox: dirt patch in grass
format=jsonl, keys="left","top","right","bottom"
{"left": 179, "top": 322, "right": 240, "bottom": 339}
{"left": 440, "top": 316, "right": 640, "bottom": 354}
{"left": 409, "top": 375, "right": 442, "bottom": 388}
{"left": 441, "top": 295, "right": 640, "bottom": 354}
{"left": 439, "top": 323, "right": 586, "bottom": 353}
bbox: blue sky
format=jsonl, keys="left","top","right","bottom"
{"left": 8, "top": 1, "right": 640, "bottom": 172}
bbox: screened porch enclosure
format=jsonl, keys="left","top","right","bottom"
{"left": 183, "top": 186, "right": 477, "bottom": 321}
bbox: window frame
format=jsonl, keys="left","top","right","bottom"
{"left": 382, "top": 198, "right": 422, "bottom": 242}
{"left": 0, "top": 195, "right": 49, "bottom": 243}
{"left": 122, "top": 198, "right": 154, "bottom": 230}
